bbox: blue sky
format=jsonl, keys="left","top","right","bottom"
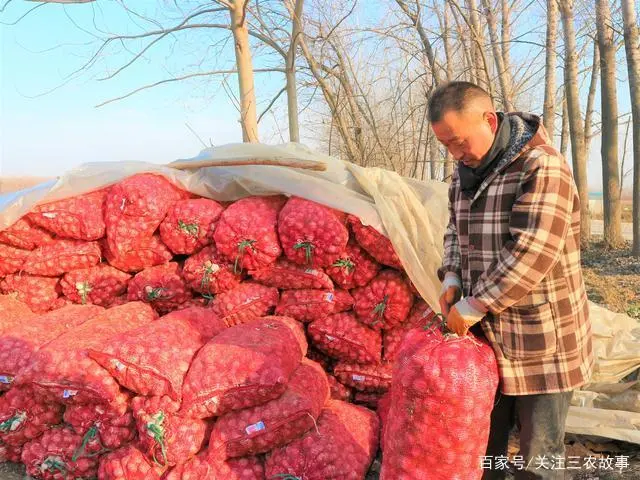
{"left": 0, "top": 1, "right": 287, "bottom": 177}
{"left": 0, "top": 1, "right": 635, "bottom": 191}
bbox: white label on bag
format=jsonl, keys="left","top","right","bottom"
{"left": 325, "top": 335, "right": 336, "bottom": 342}
{"left": 352, "top": 375, "right": 365, "bottom": 382}
{"left": 0, "top": 375, "right": 13, "bottom": 384}
{"left": 324, "top": 293, "right": 334, "bottom": 302}
{"left": 245, "top": 421, "right": 266, "bottom": 435}
{"left": 42, "top": 212, "right": 57, "bottom": 219}
{"left": 63, "top": 389, "right": 78, "bottom": 399}
{"left": 110, "top": 359, "right": 126, "bottom": 372}
{"left": 305, "top": 269, "right": 319, "bottom": 276}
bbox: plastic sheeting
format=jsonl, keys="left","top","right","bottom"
{"left": 1, "top": 142, "right": 639, "bottom": 444}
{"left": 566, "top": 302, "right": 640, "bottom": 444}
{"left": 0, "top": 143, "right": 448, "bottom": 314}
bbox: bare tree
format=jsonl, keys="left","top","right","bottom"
{"left": 595, "top": 0, "right": 623, "bottom": 247}
{"left": 560, "top": 91, "right": 569, "bottom": 158}
{"left": 622, "top": 0, "right": 640, "bottom": 255}
{"left": 481, "top": 0, "right": 513, "bottom": 110}
{"left": 560, "top": 0, "right": 590, "bottom": 247}
{"left": 584, "top": 41, "right": 600, "bottom": 161}
{"left": 543, "top": 0, "right": 558, "bottom": 136}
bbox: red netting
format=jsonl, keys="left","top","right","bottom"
{"left": 180, "top": 316, "right": 306, "bottom": 418}
{"left": 208, "top": 358, "right": 329, "bottom": 458}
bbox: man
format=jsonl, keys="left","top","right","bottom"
{"left": 430, "top": 81, "right": 593, "bottom": 480}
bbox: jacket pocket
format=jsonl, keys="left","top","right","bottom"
{"left": 497, "top": 302, "right": 558, "bottom": 360}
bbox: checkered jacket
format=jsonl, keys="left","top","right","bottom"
{"left": 438, "top": 113, "right": 593, "bottom": 395}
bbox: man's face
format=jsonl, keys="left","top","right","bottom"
{"left": 431, "top": 109, "right": 498, "bottom": 169}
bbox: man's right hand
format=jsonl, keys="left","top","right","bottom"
{"left": 439, "top": 285, "right": 462, "bottom": 317}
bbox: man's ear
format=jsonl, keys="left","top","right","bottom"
{"left": 485, "top": 111, "right": 499, "bottom": 134}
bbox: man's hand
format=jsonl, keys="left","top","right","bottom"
{"left": 446, "top": 304, "right": 469, "bottom": 336}
{"left": 439, "top": 285, "right": 462, "bottom": 317}
{"left": 446, "top": 298, "right": 487, "bottom": 336}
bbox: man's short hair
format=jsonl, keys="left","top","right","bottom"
{"left": 427, "top": 81, "right": 493, "bottom": 123}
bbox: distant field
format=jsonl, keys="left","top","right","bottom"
{"left": 0, "top": 176, "right": 53, "bottom": 194}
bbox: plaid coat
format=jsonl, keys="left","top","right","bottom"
{"left": 438, "top": 113, "right": 593, "bottom": 395}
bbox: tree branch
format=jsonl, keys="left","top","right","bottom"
{"left": 258, "top": 85, "right": 287, "bottom": 123}
{"left": 95, "top": 68, "right": 284, "bottom": 108}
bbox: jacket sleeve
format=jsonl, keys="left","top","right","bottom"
{"left": 437, "top": 176, "right": 462, "bottom": 282}
{"left": 471, "top": 152, "right": 574, "bottom": 314}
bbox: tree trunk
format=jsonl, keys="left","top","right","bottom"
{"left": 622, "top": 0, "right": 640, "bottom": 255}
{"left": 464, "top": 0, "right": 489, "bottom": 90}
{"left": 395, "top": 0, "right": 442, "bottom": 86}
{"left": 430, "top": 134, "right": 438, "bottom": 180}
{"left": 468, "top": 0, "right": 489, "bottom": 90}
{"left": 543, "top": 0, "right": 558, "bottom": 136}
{"left": 560, "top": 0, "right": 590, "bottom": 247}
{"left": 230, "top": 0, "right": 259, "bottom": 142}
{"left": 596, "top": 0, "right": 623, "bottom": 248}
{"left": 286, "top": 0, "right": 304, "bottom": 143}
{"left": 481, "top": 0, "right": 513, "bottom": 110}
{"left": 584, "top": 41, "right": 600, "bottom": 161}
{"left": 560, "top": 91, "right": 569, "bottom": 159}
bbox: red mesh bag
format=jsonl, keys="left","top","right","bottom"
{"left": 0, "top": 218, "right": 54, "bottom": 250}
{"left": 22, "top": 240, "right": 101, "bottom": 277}
{"left": 305, "top": 348, "right": 335, "bottom": 372}
{"left": 15, "top": 302, "right": 157, "bottom": 406}
{"left": 208, "top": 358, "right": 329, "bottom": 458}
{"left": 265, "top": 400, "right": 379, "bottom": 480}
{"left": 0, "top": 244, "right": 29, "bottom": 276}
{"left": 0, "top": 295, "right": 35, "bottom": 333}
{"left": 159, "top": 198, "right": 224, "bottom": 255}
{"left": 352, "top": 270, "right": 414, "bottom": 331}
{"left": 308, "top": 312, "right": 381, "bottom": 364}
{"left": 158, "top": 306, "right": 229, "bottom": 340}
{"left": 133, "top": 396, "right": 208, "bottom": 467}
{"left": 98, "top": 445, "right": 165, "bottom": 480}
{"left": 127, "top": 262, "right": 192, "bottom": 314}
{"left": 328, "top": 374, "right": 352, "bottom": 401}
{"left": 377, "top": 391, "right": 391, "bottom": 433}
{"left": 64, "top": 398, "right": 136, "bottom": 453}
{"left": 213, "top": 196, "right": 285, "bottom": 272}
{"left": 380, "top": 328, "right": 499, "bottom": 479}
{"left": 105, "top": 173, "right": 187, "bottom": 257}
{"left": 278, "top": 197, "right": 349, "bottom": 268}
{"left": 27, "top": 189, "right": 108, "bottom": 241}
{"left": 21, "top": 427, "right": 101, "bottom": 480}
{"left": 60, "top": 265, "right": 131, "bottom": 306}
{"left": 165, "top": 453, "right": 264, "bottom": 480}
{"left": 0, "top": 275, "right": 62, "bottom": 313}
{"left": 0, "top": 442, "right": 22, "bottom": 463}
{"left": 353, "top": 391, "right": 384, "bottom": 409}
{"left": 103, "top": 235, "right": 174, "bottom": 273}
{"left": 182, "top": 244, "right": 242, "bottom": 295}
{"left": 348, "top": 215, "right": 402, "bottom": 268}
{"left": 0, "top": 387, "right": 64, "bottom": 447}
{"left": 89, "top": 307, "right": 227, "bottom": 400}
{"left": 249, "top": 258, "right": 333, "bottom": 290}
{"left": 181, "top": 316, "right": 307, "bottom": 418}
{"left": 108, "top": 295, "right": 129, "bottom": 308}
{"left": 383, "top": 299, "right": 435, "bottom": 362}
{"left": 333, "top": 288, "right": 354, "bottom": 313}
{"left": 210, "top": 282, "right": 279, "bottom": 327}
{"left": 325, "top": 241, "right": 381, "bottom": 289}
{"left": 0, "top": 304, "right": 103, "bottom": 391}
{"left": 275, "top": 289, "right": 335, "bottom": 323}
{"left": 334, "top": 362, "right": 393, "bottom": 392}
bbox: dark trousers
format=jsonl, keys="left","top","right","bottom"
{"left": 482, "top": 390, "right": 574, "bottom": 480}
